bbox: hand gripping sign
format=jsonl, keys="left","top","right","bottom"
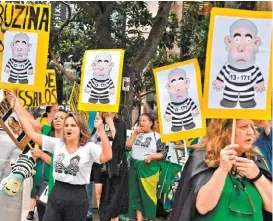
{"left": 153, "top": 59, "right": 206, "bottom": 142}
{"left": 0, "top": 3, "right": 51, "bottom": 92}
{"left": 203, "top": 8, "right": 272, "bottom": 120}
{"left": 78, "top": 49, "right": 124, "bottom": 113}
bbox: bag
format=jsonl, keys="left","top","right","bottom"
{"left": 37, "top": 181, "right": 48, "bottom": 205}
{"left": 36, "top": 180, "right": 48, "bottom": 206}
{"left": 36, "top": 159, "right": 49, "bottom": 206}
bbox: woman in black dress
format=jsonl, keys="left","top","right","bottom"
{"left": 91, "top": 112, "right": 129, "bottom": 221}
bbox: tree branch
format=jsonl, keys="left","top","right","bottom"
{"left": 130, "top": 2, "right": 173, "bottom": 72}
{"left": 49, "top": 49, "right": 80, "bottom": 84}
{"left": 50, "top": 2, "right": 84, "bottom": 47}
{"left": 79, "top": 1, "right": 117, "bottom": 48}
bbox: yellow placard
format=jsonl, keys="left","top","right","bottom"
{"left": 203, "top": 8, "right": 272, "bottom": 120}
{"left": 0, "top": 98, "right": 31, "bottom": 150}
{"left": 78, "top": 49, "right": 124, "bottom": 113}
{"left": 17, "top": 69, "right": 57, "bottom": 107}
{"left": 68, "top": 82, "right": 88, "bottom": 122}
{"left": 153, "top": 59, "right": 206, "bottom": 142}
{"left": 0, "top": 3, "right": 51, "bottom": 92}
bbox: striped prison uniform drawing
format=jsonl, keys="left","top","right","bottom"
{"left": 165, "top": 97, "right": 197, "bottom": 128}
{"left": 216, "top": 63, "right": 264, "bottom": 102}
{"left": 5, "top": 58, "right": 33, "bottom": 81}
{"left": 11, "top": 153, "right": 35, "bottom": 179}
{"left": 86, "top": 78, "right": 114, "bottom": 100}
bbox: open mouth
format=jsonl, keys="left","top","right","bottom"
{"left": 245, "top": 138, "right": 252, "bottom": 143}
{"left": 67, "top": 131, "right": 72, "bottom": 136}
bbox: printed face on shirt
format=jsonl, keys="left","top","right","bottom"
{"left": 166, "top": 68, "right": 190, "bottom": 103}
{"left": 234, "top": 119, "right": 256, "bottom": 154}
{"left": 225, "top": 19, "right": 261, "bottom": 69}
{"left": 11, "top": 33, "right": 32, "bottom": 61}
{"left": 92, "top": 52, "right": 114, "bottom": 80}
{"left": 139, "top": 115, "right": 153, "bottom": 133}
{"left": 64, "top": 117, "right": 80, "bottom": 142}
{"left": 52, "top": 111, "right": 67, "bottom": 131}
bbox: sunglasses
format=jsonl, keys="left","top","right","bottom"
{"left": 228, "top": 173, "right": 256, "bottom": 215}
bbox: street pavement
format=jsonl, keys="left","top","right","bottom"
{"left": 0, "top": 131, "right": 22, "bottom": 221}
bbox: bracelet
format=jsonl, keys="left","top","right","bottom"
{"left": 248, "top": 170, "right": 263, "bottom": 183}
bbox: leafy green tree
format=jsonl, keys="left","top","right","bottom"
{"left": 50, "top": 1, "right": 176, "bottom": 127}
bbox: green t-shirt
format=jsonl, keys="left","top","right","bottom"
{"left": 196, "top": 174, "right": 263, "bottom": 221}
{"left": 32, "top": 125, "right": 54, "bottom": 193}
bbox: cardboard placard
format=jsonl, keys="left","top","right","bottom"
{"left": 68, "top": 82, "right": 88, "bottom": 122}
{"left": 78, "top": 49, "right": 124, "bottom": 113}
{"left": 17, "top": 70, "right": 57, "bottom": 107}
{"left": 0, "top": 3, "right": 51, "bottom": 92}
{"left": 203, "top": 8, "right": 272, "bottom": 119}
{"left": 153, "top": 59, "right": 206, "bottom": 142}
{"left": 0, "top": 98, "right": 31, "bottom": 150}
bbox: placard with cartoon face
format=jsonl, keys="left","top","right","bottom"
{"left": 0, "top": 3, "right": 51, "bottom": 92}
{"left": 0, "top": 98, "right": 31, "bottom": 150}
{"left": 153, "top": 59, "right": 206, "bottom": 142}
{"left": 78, "top": 49, "right": 124, "bottom": 112}
{"left": 203, "top": 8, "right": 272, "bottom": 120}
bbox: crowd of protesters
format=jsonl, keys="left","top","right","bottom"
{"left": 1, "top": 91, "right": 272, "bottom": 221}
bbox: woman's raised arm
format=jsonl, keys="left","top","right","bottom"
{"left": 7, "top": 91, "right": 43, "bottom": 146}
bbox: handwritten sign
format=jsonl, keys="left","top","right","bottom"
{"left": 0, "top": 3, "right": 51, "bottom": 92}
{"left": 17, "top": 70, "right": 57, "bottom": 107}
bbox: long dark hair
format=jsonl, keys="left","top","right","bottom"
{"left": 42, "top": 106, "right": 53, "bottom": 118}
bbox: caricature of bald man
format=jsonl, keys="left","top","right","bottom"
{"left": 4, "top": 32, "right": 33, "bottom": 84}
{"left": 164, "top": 68, "right": 199, "bottom": 132}
{"left": 84, "top": 52, "right": 115, "bottom": 104}
{"left": 213, "top": 19, "right": 265, "bottom": 108}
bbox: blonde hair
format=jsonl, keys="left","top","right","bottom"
{"left": 65, "top": 112, "right": 91, "bottom": 146}
{"left": 205, "top": 119, "right": 259, "bottom": 168}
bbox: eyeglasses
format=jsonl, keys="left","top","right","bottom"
{"left": 228, "top": 173, "right": 256, "bottom": 215}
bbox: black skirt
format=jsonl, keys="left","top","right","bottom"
{"left": 90, "top": 163, "right": 104, "bottom": 184}
{"left": 99, "top": 170, "right": 129, "bottom": 221}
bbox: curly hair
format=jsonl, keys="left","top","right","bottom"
{"left": 64, "top": 112, "right": 91, "bottom": 146}
{"left": 205, "top": 119, "right": 259, "bottom": 168}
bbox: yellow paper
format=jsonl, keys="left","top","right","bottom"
{"left": 78, "top": 49, "right": 124, "bottom": 113}
{"left": 203, "top": 8, "right": 272, "bottom": 120}
{"left": 68, "top": 82, "right": 88, "bottom": 122}
{"left": 0, "top": 3, "right": 51, "bottom": 92}
{"left": 17, "top": 70, "right": 57, "bottom": 107}
{"left": 153, "top": 59, "right": 206, "bottom": 142}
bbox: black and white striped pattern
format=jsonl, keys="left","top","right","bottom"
{"left": 86, "top": 78, "right": 114, "bottom": 100}
{"left": 165, "top": 98, "right": 197, "bottom": 127}
{"left": 11, "top": 154, "right": 35, "bottom": 179}
{"left": 5, "top": 58, "right": 33, "bottom": 81}
{"left": 216, "top": 64, "right": 264, "bottom": 102}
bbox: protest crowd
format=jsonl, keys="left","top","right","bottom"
{"left": 0, "top": 2, "right": 271, "bottom": 221}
